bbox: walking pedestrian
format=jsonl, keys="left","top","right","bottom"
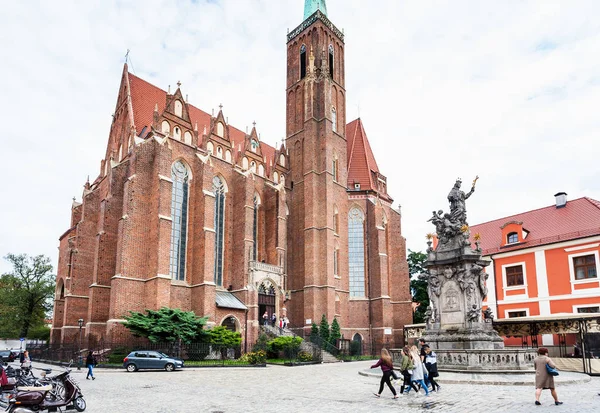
{"left": 283, "top": 316, "right": 289, "bottom": 329}
{"left": 271, "top": 313, "right": 277, "bottom": 327}
{"left": 424, "top": 345, "right": 440, "bottom": 392}
{"left": 20, "top": 350, "right": 31, "bottom": 369}
{"left": 407, "top": 348, "right": 429, "bottom": 396}
{"left": 85, "top": 351, "right": 96, "bottom": 380}
{"left": 418, "top": 338, "right": 430, "bottom": 387}
{"left": 534, "top": 347, "right": 562, "bottom": 406}
{"left": 370, "top": 348, "right": 398, "bottom": 399}
{"left": 262, "top": 311, "right": 269, "bottom": 326}
{"left": 399, "top": 346, "right": 419, "bottom": 395}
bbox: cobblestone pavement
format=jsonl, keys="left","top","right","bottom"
{"left": 23, "top": 361, "right": 600, "bottom": 412}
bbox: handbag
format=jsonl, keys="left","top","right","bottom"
{"left": 546, "top": 363, "right": 559, "bottom": 376}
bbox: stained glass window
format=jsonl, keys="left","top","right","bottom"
{"left": 213, "top": 176, "right": 226, "bottom": 286}
{"left": 169, "top": 161, "right": 189, "bottom": 281}
{"left": 348, "top": 208, "right": 365, "bottom": 297}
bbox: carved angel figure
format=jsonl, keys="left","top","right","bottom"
{"left": 483, "top": 307, "right": 494, "bottom": 321}
{"left": 467, "top": 304, "right": 481, "bottom": 322}
{"left": 468, "top": 264, "right": 488, "bottom": 299}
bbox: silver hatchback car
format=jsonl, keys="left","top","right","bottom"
{"left": 123, "top": 351, "right": 184, "bottom": 372}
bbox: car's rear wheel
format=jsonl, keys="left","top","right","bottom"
{"left": 126, "top": 363, "right": 138, "bottom": 372}
{"left": 164, "top": 363, "right": 175, "bottom": 372}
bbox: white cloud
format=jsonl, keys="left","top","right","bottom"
{"left": 0, "top": 0, "right": 599, "bottom": 273}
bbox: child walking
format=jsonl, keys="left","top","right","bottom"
{"left": 370, "top": 348, "right": 398, "bottom": 399}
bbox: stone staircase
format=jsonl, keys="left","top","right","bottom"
{"left": 260, "top": 326, "right": 339, "bottom": 363}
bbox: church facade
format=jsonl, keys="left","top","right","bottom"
{"left": 51, "top": 1, "right": 412, "bottom": 352}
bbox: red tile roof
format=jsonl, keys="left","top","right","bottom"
{"left": 127, "top": 73, "right": 388, "bottom": 195}
{"left": 470, "top": 197, "right": 600, "bottom": 255}
{"left": 127, "top": 72, "right": 274, "bottom": 166}
{"left": 346, "top": 118, "right": 380, "bottom": 192}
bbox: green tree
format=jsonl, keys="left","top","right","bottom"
{"left": 318, "top": 314, "right": 330, "bottom": 345}
{"left": 310, "top": 322, "right": 319, "bottom": 343}
{"left": 329, "top": 318, "right": 341, "bottom": 347}
{"left": 206, "top": 326, "right": 242, "bottom": 359}
{"left": 123, "top": 307, "right": 208, "bottom": 343}
{"left": 408, "top": 250, "right": 429, "bottom": 323}
{"left": 267, "top": 336, "right": 303, "bottom": 360}
{"left": 206, "top": 326, "right": 241, "bottom": 348}
{"left": 0, "top": 254, "right": 55, "bottom": 338}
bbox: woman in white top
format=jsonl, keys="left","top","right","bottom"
{"left": 408, "top": 348, "right": 429, "bottom": 396}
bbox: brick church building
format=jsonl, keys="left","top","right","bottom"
{"left": 51, "top": 0, "right": 412, "bottom": 352}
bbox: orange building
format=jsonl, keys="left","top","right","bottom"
{"left": 470, "top": 193, "right": 600, "bottom": 347}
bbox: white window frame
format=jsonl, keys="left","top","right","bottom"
{"left": 572, "top": 303, "right": 600, "bottom": 314}
{"left": 504, "top": 308, "right": 530, "bottom": 318}
{"left": 501, "top": 262, "right": 528, "bottom": 299}
{"left": 568, "top": 250, "right": 600, "bottom": 293}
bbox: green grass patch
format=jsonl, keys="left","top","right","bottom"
{"left": 266, "top": 359, "right": 288, "bottom": 364}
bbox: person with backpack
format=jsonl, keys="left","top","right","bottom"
{"left": 85, "top": 351, "right": 97, "bottom": 380}
{"left": 399, "top": 346, "right": 419, "bottom": 395}
{"left": 424, "top": 345, "right": 441, "bottom": 392}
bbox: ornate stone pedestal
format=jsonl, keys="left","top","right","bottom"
{"left": 421, "top": 178, "right": 535, "bottom": 372}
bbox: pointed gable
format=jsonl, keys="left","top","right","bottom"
{"left": 124, "top": 71, "right": 279, "bottom": 168}
{"left": 346, "top": 118, "right": 379, "bottom": 192}
{"left": 128, "top": 72, "right": 166, "bottom": 134}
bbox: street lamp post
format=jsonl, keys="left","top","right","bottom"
{"left": 77, "top": 318, "right": 84, "bottom": 370}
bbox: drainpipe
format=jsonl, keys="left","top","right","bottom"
{"left": 490, "top": 255, "right": 500, "bottom": 323}
{"left": 244, "top": 307, "right": 249, "bottom": 353}
{"left": 366, "top": 210, "right": 374, "bottom": 356}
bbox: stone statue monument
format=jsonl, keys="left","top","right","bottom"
{"left": 422, "top": 177, "right": 534, "bottom": 371}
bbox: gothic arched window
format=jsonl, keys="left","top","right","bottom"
{"left": 174, "top": 100, "right": 183, "bottom": 117}
{"left": 348, "top": 207, "right": 365, "bottom": 297}
{"left": 300, "top": 44, "right": 307, "bottom": 79}
{"left": 333, "top": 205, "right": 339, "bottom": 234}
{"left": 169, "top": 161, "right": 189, "bottom": 281}
{"left": 329, "top": 44, "right": 334, "bottom": 78}
{"left": 253, "top": 194, "right": 260, "bottom": 261}
{"left": 213, "top": 176, "right": 226, "bottom": 286}
{"left": 331, "top": 106, "right": 337, "bottom": 133}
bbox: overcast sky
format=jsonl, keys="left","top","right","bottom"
{"left": 1, "top": 0, "right": 599, "bottom": 275}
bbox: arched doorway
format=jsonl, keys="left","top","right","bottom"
{"left": 352, "top": 333, "right": 363, "bottom": 356}
{"left": 222, "top": 316, "right": 237, "bottom": 332}
{"left": 258, "top": 281, "right": 276, "bottom": 326}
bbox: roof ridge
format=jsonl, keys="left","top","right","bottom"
{"left": 357, "top": 119, "right": 376, "bottom": 190}
{"left": 584, "top": 197, "right": 600, "bottom": 210}
{"left": 471, "top": 196, "right": 591, "bottom": 228}
{"left": 346, "top": 119, "right": 360, "bottom": 175}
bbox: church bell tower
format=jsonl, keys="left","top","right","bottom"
{"left": 285, "top": 1, "right": 348, "bottom": 333}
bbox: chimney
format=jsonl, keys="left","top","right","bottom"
{"left": 554, "top": 192, "right": 567, "bottom": 208}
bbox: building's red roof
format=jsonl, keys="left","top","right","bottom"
{"left": 127, "top": 72, "right": 273, "bottom": 165}
{"left": 471, "top": 197, "right": 600, "bottom": 255}
{"left": 346, "top": 118, "right": 380, "bottom": 192}
{"left": 127, "top": 74, "right": 387, "bottom": 195}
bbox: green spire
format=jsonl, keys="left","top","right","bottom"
{"left": 304, "top": 0, "right": 327, "bottom": 20}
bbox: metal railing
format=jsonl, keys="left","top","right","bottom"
{"left": 27, "top": 340, "right": 259, "bottom": 367}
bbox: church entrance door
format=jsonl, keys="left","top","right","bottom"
{"left": 258, "top": 281, "right": 276, "bottom": 326}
